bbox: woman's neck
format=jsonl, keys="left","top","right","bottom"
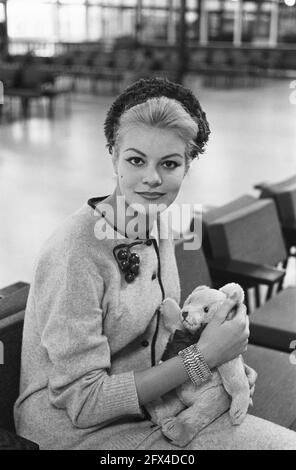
{"left": 103, "top": 189, "right": 157, "bottom": 239}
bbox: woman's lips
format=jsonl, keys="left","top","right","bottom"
{"left": 136, "top": 192, "right": 165, "bottom": 200}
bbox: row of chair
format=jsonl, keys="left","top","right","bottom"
{"left": 0, "top": 63, "right": 72, "bottom": 120}
{"left": 174, "top": 174, "right": 296, "bottom": 433}
{"left": 5, "top": 44, "right": 296, "bottom": 76}
{"left": 193, "top": 174, "right": 296, "bottom": 306}
{"left": 1, "top": 47, "right": 178, "bottom": 97}
{"left": 175, "top": 237, "right": 296, "bottom": 434}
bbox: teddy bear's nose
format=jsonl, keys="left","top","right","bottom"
{"left": 182, "top": 311, "right": 188, "bottom": 320}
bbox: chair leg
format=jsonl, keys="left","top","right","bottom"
{"left": 48, "top": 97, "right": 54, "bottom": 118}
{"left": 282, "top": 257, "right": 289, "bottom": 270}
{"left": 255, "top": 285, "right": 261, "bottom": 308}
{"left": 244, "top": 289, "right": 250, "bottom": 314}
{"left": 277, "top": 278, "right": 284, "bottom": 292}
{"left": 265, "top": 285, "right": 273, "bottom": 302}
{"left": 21, "top": 97, "right": 29, "bottom": 119}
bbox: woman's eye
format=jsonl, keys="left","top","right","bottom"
{"left": 163, "top": 161, "right": 180, "bottom": 169}
{"left": 204, "top": 306, "right": 209, "bottom": 313}
{"left": 127, "top": 157, "right": 144, "bottom": 166}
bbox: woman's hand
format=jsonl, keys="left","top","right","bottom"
{"left": 196, "top": 299, "right": 249, "bottom": 369}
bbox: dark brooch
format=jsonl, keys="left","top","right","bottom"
{"left": 113, "top": 241, "right": 145, "bottom": 283}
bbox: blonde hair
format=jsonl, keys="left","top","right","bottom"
{"left": 113, "top": 97, "right": 199, "bottom": 170}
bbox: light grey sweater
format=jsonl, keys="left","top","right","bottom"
{"left": 14, "top": 197, "right": 181, "bottom": 450}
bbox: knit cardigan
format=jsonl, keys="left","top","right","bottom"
{"left": 14, "top": 197, "right": 181, "bottom": 450}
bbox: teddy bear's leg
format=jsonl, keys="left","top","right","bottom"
{"left": 161, "top": 383, "right": 231, "bottom": 447}
{"left": 218, "top": 357, "right": 250, "bottom": 425}
{"left": 145, "top": 390, "right": 186, "bottom": 426}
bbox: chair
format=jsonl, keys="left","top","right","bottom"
{"left": 198, "top": 194, "right": 257, "bottom": 259}
{"left": 195, "top": 197, "right": 286, "bottom": 312}
{"left": 206, "top": 199, "right": 288, "bottom": 307}
{"left": 0, "top": 282, "right": 38, "bottom": 449}
{"left": 174, "top": 240, "right": 296, "bottom": 430}
{"left": 3, "top": 63, "right": 71, "bottom": 119}
{"left": 204, "top": 198, "right": 296, "bottom": 352}
{"left": 255, "top": 175, "right": 296, "bottom": 263}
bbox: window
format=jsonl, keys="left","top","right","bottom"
{"left": 278, "top": 1, "right": 296, "bottom": 43}
{"left": 241, "top": 1, "right": 272, "bottom": 44}
{"left": 59, "top": 4, "right": 86, "bottom": 41}
{"left": 0, "top": 2, "right": 5, "bottom": 23}
{"left": 7, "top": 0, "right": 56, "bottom": 40}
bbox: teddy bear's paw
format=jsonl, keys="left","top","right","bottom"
{"left": 229, "top": 396, "right": 249, "bottom": 425}
{"left": 160, "top": 298, "right": 182, "bottom": 332}
{"left": 229, "top": 407, "right": 246, "bottom": 425}
{"left": 161, "top": 417, "right": 194, "bottom": 448}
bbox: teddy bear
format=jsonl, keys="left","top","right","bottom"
{"left": 144, "top": 282, "right": 253, "bottom": 447}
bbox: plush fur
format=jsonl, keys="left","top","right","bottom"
{"left": 145, "top": 283, "right": 252, "bottom": 447}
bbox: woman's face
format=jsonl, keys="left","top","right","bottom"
{"left": 112, "top": 124, "right": 187, "bottom": 214}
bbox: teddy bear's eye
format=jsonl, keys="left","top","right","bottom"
{"left": 204, "top": 306, "right": 209, "bottom": 313}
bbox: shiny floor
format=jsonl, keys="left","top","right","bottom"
{"left": 0, "top": 76, "right": 296, "bottom": 286}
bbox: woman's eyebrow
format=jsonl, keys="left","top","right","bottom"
{"left": 124, "top": 148, "right": 183, "bottom": 159}
{"left": 124, "top": 148, "right": 146, "bottom": 157}
{"left": 161, "top": 153, "right": 184, "bottom": 160}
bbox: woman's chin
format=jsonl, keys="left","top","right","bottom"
{"left": 129, "top": 200, "right": 167, "bottom": 216}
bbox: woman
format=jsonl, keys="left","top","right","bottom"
{"left": 14, "top": 78, "right": 296, "bottom": 450}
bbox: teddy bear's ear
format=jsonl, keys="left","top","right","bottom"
{"left": 219, "top": 283, "right": 244, "bottom": 303}
{"left": 190, "top": 285, "right": 209, "bottom": 296}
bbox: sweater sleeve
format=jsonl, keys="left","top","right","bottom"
{"left": 34, "top": 245, "right": 143, "bottom": 429}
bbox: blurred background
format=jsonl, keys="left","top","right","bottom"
{"left": 0, "top": 0, "right": 296, "bottom": 286}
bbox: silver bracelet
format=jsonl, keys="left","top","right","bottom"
{"left": 178, "top": 344, "right": 212, "bottom": 386}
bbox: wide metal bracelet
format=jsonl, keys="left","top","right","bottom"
{"left": 178, "top": 344, "right": 212, "bottom": 385}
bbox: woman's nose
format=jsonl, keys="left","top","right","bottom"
{"left": 142, "top": 168, "right": 162, "bottom": 186}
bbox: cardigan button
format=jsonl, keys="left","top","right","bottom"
{"left": 141, "top": 340, "right": 149, "bottom": 347}
{"left": 151, "top": 273, "right": 157, "bottom": 280}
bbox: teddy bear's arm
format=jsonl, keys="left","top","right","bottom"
{"left": 160, "top": 298, "right": 184, "bottom": 334}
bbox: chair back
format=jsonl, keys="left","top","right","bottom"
{"left": 19, "top": 66, "right": 53, "bottom": 89}
{"left": 207, "top": 199, "right": 287, "bottom": 266}
{"left": 199, "top": 195, "right": 257, "bottom": 258}
{"left": 259, "top": 179, "right": 296, "bottom": 227}
{"left": 175, "top": 239, "right": 212, "bottom": 306}
{"left": 0, "top": 65, "right": 19, "bottom": 87}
